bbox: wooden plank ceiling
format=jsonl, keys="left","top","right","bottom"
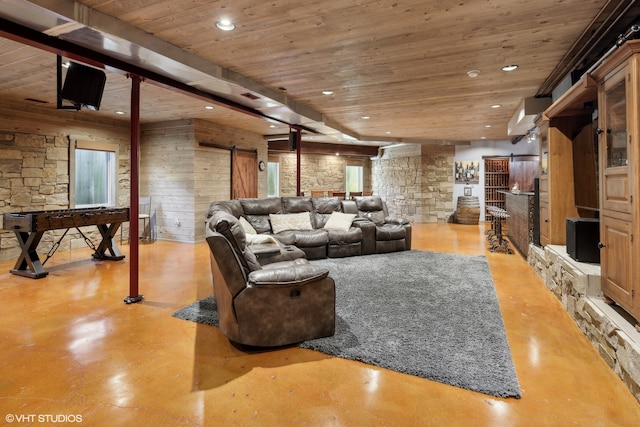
{"left": 1, "top": 0, "right": 639, "bottom": 146}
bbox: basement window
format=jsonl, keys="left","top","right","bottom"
{"left": 345, "top": 165, "right": 363, "bottom": 193}
{"left": 71, "top": 140, "right": 118, "bottom": 208}
{"left": 267, "top": 161, "right": 280, "bottom": 197}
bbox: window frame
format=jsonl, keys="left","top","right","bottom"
{"left": 345, "top": 164, "right": 364, "bottom": 193}
{"left": 267, "top": 160, "right": 280, "bottom": 197}
{"left": 70, "top": 139, "right": 119, "bottom": 208}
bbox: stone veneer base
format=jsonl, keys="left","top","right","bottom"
{"left": 528, "top": 244, "right": 640, "bottom": 403}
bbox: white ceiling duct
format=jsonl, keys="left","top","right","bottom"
{"left": 508, "top": 97, "right": 552, "bottom": 136}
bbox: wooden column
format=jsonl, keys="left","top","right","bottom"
{"left": 125, "top": 75, "right": 144, "bottom": 304}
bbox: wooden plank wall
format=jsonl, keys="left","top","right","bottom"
{"left": 140, "top": 118, "right": 267, "bottom": 243}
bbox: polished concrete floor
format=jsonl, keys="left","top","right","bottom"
{"left": 1, "top": 222, "right": 639, "bottom": 426}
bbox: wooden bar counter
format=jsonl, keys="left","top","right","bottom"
{"left": 499, "top": 191, "right": 535, "bottom": 256}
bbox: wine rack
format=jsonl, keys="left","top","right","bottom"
{"left": 484, "top": 158, "right": 510, "bottom": 221}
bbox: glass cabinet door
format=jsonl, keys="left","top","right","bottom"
{"left": 539, "top": 125, "right": 548, "bottom": 175}
{"left": 604, "top": 72, "right": 627, "bottom": 168}
{"left": 599, "top": 66, "right": 632, "bottom": 214}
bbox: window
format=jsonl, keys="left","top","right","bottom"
{"left": 71, "top": 140, "right": 118, "bottom": 208}
{"left": 345, "top": 165, "right": 363, "bottom": 193}
{"left": 267, "top": 161, "right": 280, "bottom": 197}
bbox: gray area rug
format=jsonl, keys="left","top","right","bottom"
{"left": 173, "top": 250, "right": 521, "bottom": 398}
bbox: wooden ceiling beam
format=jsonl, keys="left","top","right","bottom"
{"left": 268, "top": 140, "right": 379, "bottom": 157}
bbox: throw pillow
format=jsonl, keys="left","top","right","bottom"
{"left": 238, "top": 216, "right": 257, "bottom": 235}
{"left": 323, "top": 212, "right": 356, "bottom": 231}
{"left": 269, "top": 212, "right": 313, "bottom": 234}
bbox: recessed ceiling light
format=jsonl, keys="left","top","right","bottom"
{"left": 269, "top": 124, "right": 277, "bottom": 128}
{"left": 490, "top": 104, "right": 502, "bottom": 109}
{"left": 501, "top": 65, "right": 518, "bottom": 72}
{"left": 62, "top": 61, "right": 71, "bottom": 69}
{"left": 467, "top": 69, "right": 480, "bottom": 78}
{"left": 481, "top": 136, "right": 487, "bottom": 139}
{"left": 484, "top": 124, "right": 492, "bottom": 128}
{"left": 386, "top": 131, "right": 391, "bottom": 134}
{"left": 115, "top": 110, "right": 125, "bottom": 115}
{"left": 361, "top": 116, "right": 370, "bottom": 120}
{"left": 216, "top": 19, "right": 235, "bottom": 31}
{"left": 204, "top": 105, "right": 214, "bottom": 110}
{"left": 322, "top": 90, "right": 334, "bottom": 95}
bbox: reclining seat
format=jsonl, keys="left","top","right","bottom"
{"left": 270, "top": 197, "right": 329, "bottom": 259}
{"left": 206, "top": 210, "right": 336, "bottom": 347}
{"left": 205, "top": 199, "right": 305, "bottom": 265}
{"left": 312, "top": 197, "right": 362, "bottom": 258}
{"left": 350, "top": 196, "right": 412, "bottom": 254}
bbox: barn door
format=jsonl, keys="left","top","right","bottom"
{"left": 231, "top": 148, "right": 258, "bottom": 199}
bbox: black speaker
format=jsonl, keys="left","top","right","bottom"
{"left": 288, "top": 130, "right": 299, "bottom": 151}
{"left": 566, "top": 218, "right": 600, "bottom": 263}
{"left": 61, "top": 62, "right": 106, "bottom": 111}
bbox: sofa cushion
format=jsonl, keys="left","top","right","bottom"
{"left": 311, "top": 197, "right": 342, "bottom": 228}
{"left": 361, "top": 210, "right": 386, "bottom": 226}
{"left": 353, "top": 196, "right": 387, "bottom": 226}
{"left": 291, "top": 229, "right": 329, "bottom": 248}
{"left": 272, "top": 230, "right": 296, "bottom": 246}
{"left": 354, "top": 195, "right": 384, "bottom": 212}
{"left": 240, "top": 197, "right": 283, "bottom": 215}
{"left": 282, "top": 196, "right": 313, "bottom": 213}
{"left": 206, "top": 199, "right": 244, "bottom": 220}
{"left": 240, "top": 197, "right": 283, "bottom": 233}
{"left": 270, "top": 212, "right": 313, "bottom": 234}
{"left": 323, "top": 212, "right": 356, "bottom": 231}
{"left": 327, "top": 227, "right": 362, "bottom": 244}
{"left": 376, "top": 223, "right": 406, "bottom": 241}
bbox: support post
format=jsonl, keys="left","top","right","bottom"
{"left": 296, "top": 130, "right": 301, "bottom": 196}
{"left": 125, "top": 74, "right": 144, "bottom": 304}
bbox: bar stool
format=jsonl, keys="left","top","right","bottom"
{"left": 486, "top": 206, "right": 512, "bottom": 254}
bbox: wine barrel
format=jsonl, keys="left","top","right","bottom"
{"left": 455, "top": 196, "right": 480, "bottom": 225}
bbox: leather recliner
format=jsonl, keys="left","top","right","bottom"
{"left": 206, "top": 210, "right": 336, "bottom": 347}
{"left": 347, "top": 196, "right": 412, "bottom": 254}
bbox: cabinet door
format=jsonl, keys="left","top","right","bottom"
{"left": 600, "top": 215, "right": 634, "bottom": 312}
{"left": 539, "top": 200, "right": 550, "bottom": 246}
{"left": 599, "top": 67, "right": 632, "bottom": 214}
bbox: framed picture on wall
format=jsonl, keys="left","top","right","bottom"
{"left": 454, "top": 160, "right": 480, "bottom": 184}
{"left": 464, "top": 186, "right": 472, "bottom": 196}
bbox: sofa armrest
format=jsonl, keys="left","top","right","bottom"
{"left": 250, "top": 243, "right": 281, "bottom": 255}
{"left": 385, "top": 216, "right": 410, "bottom": 225}
{"left": 350, "top": 220, "right": 376, "bottom": 254}
{"left": 248, "top": 260, "right": 329, "bottom": 285}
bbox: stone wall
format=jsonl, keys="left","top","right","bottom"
{"left": 0, "top": 101, "right": 130, "bottom": 261}
{"left": 529, "top": 244, "right": 640, "bottom": 403}
{"left": 373, "top": 144, "right": 454, "bottom": 223}
{"left": 273, "top": 152, "right": 371, "bottom": 197}
{"left": 245, "top": 144, "right": 454, "bottom": 223}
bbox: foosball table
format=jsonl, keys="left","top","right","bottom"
{"left": 2, "top": 206, "right": 129, "bottom": 279}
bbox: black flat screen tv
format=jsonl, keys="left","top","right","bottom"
{"left": 61, "top": 62, "right": 106, "bottom": 111}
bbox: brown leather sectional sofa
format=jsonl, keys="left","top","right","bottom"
{"left": 203, "top": 195, "right": 411, "bottom": 347}
{"left": 205, "top": 195, "right": 412, "bottom": 261}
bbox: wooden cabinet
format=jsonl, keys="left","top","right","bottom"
{"left": 536, "top": 117, "right": 582, "bottom": 246}
{"left": 600, "top": 215, "right": 634, "bottom": 309}
{"left": 592, "top": 41, "right": 639, "bottom": 324}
